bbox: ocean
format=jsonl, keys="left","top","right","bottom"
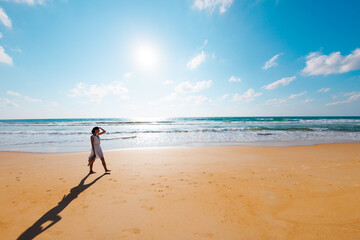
{"left": 0, "top": 117, "right": 359, "bottom": 153}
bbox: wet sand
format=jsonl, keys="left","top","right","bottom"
{"left": 1, "top": 143, "right": 360, "bottom": 239}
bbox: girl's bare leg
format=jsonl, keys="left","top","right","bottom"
{"left": 100, "top": 157, "right": 111, "bottom": 172}
{"left": 89, "top": 161, "right": 96, "bottom": 174}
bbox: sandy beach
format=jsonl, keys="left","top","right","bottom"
{"left": 1, "top": 143, "right": 360, "bottom": 239}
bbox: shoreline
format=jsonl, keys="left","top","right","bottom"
{"left": 1, "top": 141, "right": 360, "bottom": 154}
{"left": 2, "top": 116, "right": 360, "bottom": 154}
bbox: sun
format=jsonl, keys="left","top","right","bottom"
{"left": 133, "top": 43, "right": 160, "bottom": 71}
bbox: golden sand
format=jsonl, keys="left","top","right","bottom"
{"left": 1, "top": 143, "right": 360, "bottom": 239}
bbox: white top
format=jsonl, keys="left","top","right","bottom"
{"left": 89, "top": 134, "right": 103, "bottom": 159}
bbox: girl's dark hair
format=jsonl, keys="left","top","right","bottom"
{"left": 92, "top": 127, "right": 99, "bottom": 134}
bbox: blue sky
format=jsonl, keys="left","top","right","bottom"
{"left": 0, "top": 0, "right": 359, "bottom": 119}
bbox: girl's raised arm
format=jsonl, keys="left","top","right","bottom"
{"left": 98, "top": 127, "right": 106, "bottom": 135}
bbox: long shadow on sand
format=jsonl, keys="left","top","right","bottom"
{"left": 17, "top": 173, "right": 108, "bottom": 240}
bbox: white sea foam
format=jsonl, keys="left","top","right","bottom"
{"left": 0, "top": 117, "right": 359, "bottom": 152}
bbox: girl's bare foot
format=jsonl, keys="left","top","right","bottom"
{"left": 89, "top": 171, "right": 96, "bottom": 174}
{"left": 105, "top": 169, "right": 111, "bottom": 173}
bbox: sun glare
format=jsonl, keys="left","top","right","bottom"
{"left": 133, "top": 43, "right": 160, "bottom": 71}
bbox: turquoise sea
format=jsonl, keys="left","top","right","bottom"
{"left": 0, "top": 117, "right": 359, "bottom": 152}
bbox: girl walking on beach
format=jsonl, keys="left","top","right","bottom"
{"left": 88, "top": 127, "right": 111, "bottom": 174}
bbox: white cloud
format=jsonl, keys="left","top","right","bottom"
{"left": 186, "top": 95, "right": 212, "bottom": 104}
{"left": 0, "top": 98, "right": 18, "bottom": 107}
{"left": 6, "top": 90, "right": 42, "bottom": 102}
{"left": 193, "top": 0, "right": 233, "bottom": 14}
{"left": 302, "top": 48, "right": 360, "bottom": 76}
{"left": 47, "top": 101, "right": 59, "bottom": 107}
{"left": 229, "top": 76, "right": 241, "bottom": 82}
{"left": 0, "top": 8, "right": 11, "bottom": 28}
{"left": 288, "top": 91, "right": 307, "bottom": 99}
{"left": 161, "top": 92, "right": 177, "bottom": 102}
{"left": 4, "top": 0, "right": 47, "bottom": 5}
{"left": 263, "top": 76, "right": 296, "bottom": 90}
{"left": 263, "top": 53, "right": 283, "bottom": 70}
{"left": 175, "top": 80, "right": 212, "bottom": 93}
{"left": 154, "top": 92, "right": 212, "bottom": 106}
{"left": 231, "top": 88, "right": 262, "bottom": 103}
{"left": 265, "top": 98, "right": 287, "bottom": 105}
{"left": 149, "top": 92, "right": 178, "bottom": 106}
{"left": 6, "top": 90, "right": 21, "bottom": 97}
{"left": 318, "top": 88, "right": 331, "bottom": 93}
{"left": 162, "top": 80, "right": 173, "bottom": 85}
{"left": 219, "top": 93, "right": 229, "bottom": 100}
{"left": 13, "top": 47, "right": 22, "bottom": 53}
{"left": 201, "top": 39, "right": 208, "bottom": 49}
{"left": 69, "top": 81, "right": 128, "bottom": 103}
{"left": 123, "top": 72, "right": 132, "bottom": 78}
{"left": 24, "top": 96, "right": 42, "bottom": 102}
{"left": 0, "top": 46, "right": 13, "bottom": 65}
{"left": 303, "top": 98, "right": 314, "bottom": 103}
{"left": 326, "top": 91, "right": 360, "bottom": 106}
{"left": 187, "top": 51, "right": 206, "bottom": 69}
{"left": 154, "top": 80, "right": 212, "bottom": 105}
{"left": 344, "top": 91, "right": 358, "bottom": 96}
{"left": 0, "top": 33, "right": 2, "bottom": 39}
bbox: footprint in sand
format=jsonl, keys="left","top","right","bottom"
{"left": 188, "top": 182, "right": 198, "bottom": 187}
{"left": 195, "top": 233, "right": 214, "bottom": 239}
{"left": 175, "top": 198, "right": 186, "bottom": 202}
{"left": 49, "top": 230, "right": 63, "bottom": 236}
{"left": 141, "top": 205, "right": 154, "bottom": 211}
{"left": 122, "top": 228, "right": 141, "bottom": 234}
{"left": 46, "top": 189, "right": 51, "bottom": 192}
